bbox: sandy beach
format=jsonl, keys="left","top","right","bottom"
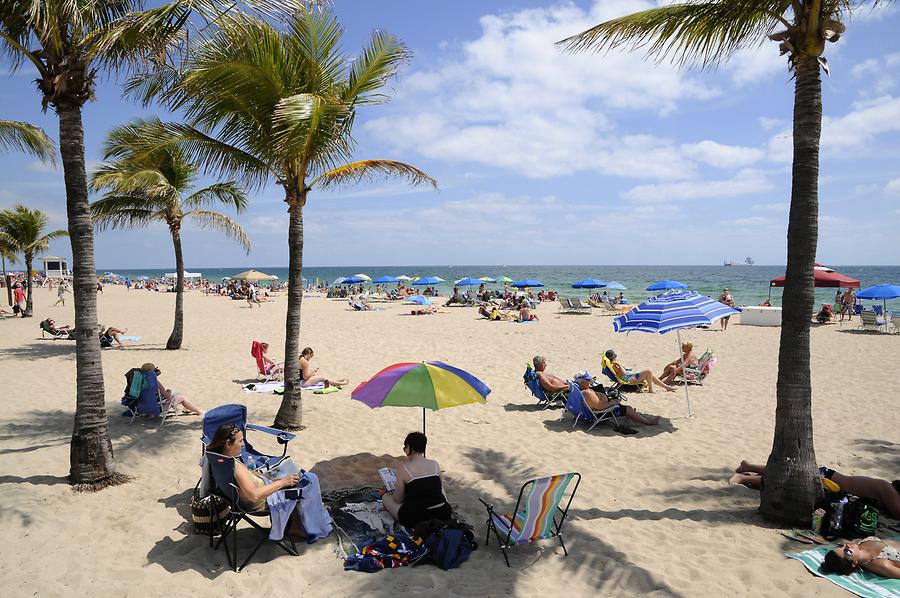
{"left": 1, "top": 284, "right": 897, "bottom": 597}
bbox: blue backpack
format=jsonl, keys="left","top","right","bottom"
{"left": 425, "top": 527, "right": 476, "bottom": 570}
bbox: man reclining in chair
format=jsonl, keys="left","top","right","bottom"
{"left": 533, "top": 355, "right": 569, "bottom": 395}
{"left": 574, "top": 371, "right": 659, "bottom": 426}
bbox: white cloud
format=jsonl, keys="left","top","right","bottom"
{"left": 730, "top": 216, "right": 773, "bottom": 227}
{"left": 759, "top": 117, "right": 784, "bottom": 130}
{"left": 682, "top": 140, "right": 764, "bottom": 169}
{"left": 766, "top": 95, "right": 900, "bottom": 162}
{"left": 725, "top": 44, "right": 787, "bottom": 86}
{"left": 621, "top": 169, "right": 774, "bottom": 203}
{"left": 886, "top": 178, "right": 900, "bottom": 195}
{"left": 364, "top": 1, "right": 721, "bottom": 180}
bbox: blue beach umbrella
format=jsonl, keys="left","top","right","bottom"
{"left": 571, "top": 278, "right": 606, "bottom": 289}
{"left": 342, "top": 275, "right": 367, "bottom": 284}
{"left": 455, "top": 278, "right": 483, "bottom": 286}
{"left": 479, "top": 277, "right": 496, "bottom": 283}
{"left": 612, "top": 291, "right": 740, "bottom": 417}
{"left": 409, "top": 295, "right": 431, "bottom": 305}
{"left": 606, "top": 281, "right": 627, "bottom": 290}
{"left": 373, "top": 275, "right": 399, "bottom": 284}
{"left": 856, "top": 284, "right": 900, "bottom": 317}
{"left": 412, "top": 276, "right": 444, "bottom": 285}
{"left": 646, "top": 280, "right": 688, "bottom": 292}
{"left": 510, "top": 279, "right": 544, "bottom": 288}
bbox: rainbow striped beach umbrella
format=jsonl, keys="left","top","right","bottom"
{"left": 351, "top": 361, "right": 491, "bottom": 433}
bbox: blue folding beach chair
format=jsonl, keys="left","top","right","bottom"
{"left": 523, "top": 365, "right": 566, "bottom": 409}
{"left": 205, "top": 451, "right": 302, "bottom": 571}
{"left": 564, "top": 381, "right": 620, "bottom": 432}
{"left": 201, "top": 404, "right": 295, "bottom": 471}
{"left": 121, "top": 368, "right": 169, "bottom": 426}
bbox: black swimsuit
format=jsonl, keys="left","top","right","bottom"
{"left": 397, "top": 465, "right": 452, "bottom": 529}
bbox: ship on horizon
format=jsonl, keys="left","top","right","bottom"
{"left": 724, "top": 257, "right": 754, "bottom": 266}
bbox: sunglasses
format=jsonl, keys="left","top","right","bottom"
{"left": 838, "top": 544, "right": 853, "bottom": 558}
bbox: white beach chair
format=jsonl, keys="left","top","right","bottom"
{"left": 858, "top": 310, "right": 886, "bottom": 332}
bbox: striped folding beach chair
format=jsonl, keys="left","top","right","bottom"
{"left": 478, "top": 472, "right": 581, "bottom": 567}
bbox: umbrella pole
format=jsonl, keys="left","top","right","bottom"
{"left": 677, "top": 329, "right": 693, "bottom": 418}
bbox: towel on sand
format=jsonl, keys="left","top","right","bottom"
{"left": 242, "top": 382, "right": 325, "bottom": 393}
{"left": 786, "top": 536, "right": 900, "bottom": 598}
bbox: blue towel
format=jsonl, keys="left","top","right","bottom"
{"left": 265, "top": 472, "right": 333, "bottom": 542}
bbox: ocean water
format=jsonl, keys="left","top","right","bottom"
{"left": 97, "top": 265, "right": 900, "bottom": 310}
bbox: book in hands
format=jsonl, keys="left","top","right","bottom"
{"left": 264, "top": 458, "right": 301, "bottom": 482}
{"left": 379, "top": 467, "right": 397, "bottom": 492}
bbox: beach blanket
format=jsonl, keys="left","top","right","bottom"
{"left": 120, "top": 335, "right": 142, "bottom": 341}
{"left": 242, "top": 382, "right": 326, "bottom": 393}
{"left": 786, "top": 536, "right": 900, "bottom": 598}
{"left": 324, "top": 487, "right": 391, "bottom": 559}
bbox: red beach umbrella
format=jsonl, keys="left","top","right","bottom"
{"left": 769, "top": 263, "right": 860, "bottom": 289}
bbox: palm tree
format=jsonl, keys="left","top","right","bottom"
{"left": 0, "top": 0, "right": 303, "bottom": 489}
{"left": 90, "top": 119, "right": 251, "bottom": 349}
{"left": 0, "top": 205, "right": 68, "bottom": 316}
{"left": 0, "top": 118, "right": 53, "bottom": 304}
{"left": 1, "top": 230, "right": 18, "bottom": 307}
{"left": 135, "top": 9, "right": 437, "bottom": 430}
{"left": 559, "top": 1, "right": 890, "bottom": 523}
{"left": 0, "top": 119, "right": 56, "bottom": 164}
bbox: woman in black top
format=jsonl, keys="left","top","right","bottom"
{"left": 382, "top": 432, "right": 452, "bottom": 529}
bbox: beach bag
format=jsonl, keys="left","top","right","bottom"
{"left": 842, "top": 498, "right": 880, "bottom": 537}
{"left": 815, "top": 489, "right": 849, "bottom": 538}
{"left": 424, "top": 526, "right": 477, "bottom": 570}
{"left": 191, "top": 482, "right": 230, "bottom": 535}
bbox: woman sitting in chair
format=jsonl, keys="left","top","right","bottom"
{"left": 605, "top": 349, "right": 675, "bottom": 394}
{"left": 382, "top": 432, "right": 453, "bottom": 529}
{"left": 659, "top": 342, "right": 699, "bottom": 385}
{"left": 207, "top": 423, "right": 301, "bottom": 511}
{"left": 260, "top": 342, "right": 283, "bottom": 376}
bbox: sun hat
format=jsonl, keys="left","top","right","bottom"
{"left": 141, "top": 362, "right": 160, "bottom": 374}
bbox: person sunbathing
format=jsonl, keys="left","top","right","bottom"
{"left": 575, "top": 373, "right": 659, "bottom": 426}
{"left": 381, "top": 432, "right": 453, "bottom": 530}
{"left": 517, "top": 301, "right": 538, "bottom": 322}
{"left": 46, "top": 318, "right": 72, "bottom": 332}
{"left": 532, "top": 355, "right": 568, "bottom": 394}
{"left": 260, "top": 342, "right": 283, "bottom": 376}
{"left": 729, "top": 461, "right": 900, "bottom": 519}
{"left": 299, "top": 347, "right": 348, "bottom": 388}
{"left": 349, "top": 296, "right": 371, "bottom": 311}
{"left": 490, "top": 306, "right": 515, "bottom": 321}
{"left": 99, "top": 324, "right": 127, "bottom": 347}
{"left": 822, "top": 538, "right": 900, "bottom": 579}
{"left": 604, "top": 349, "right": 675, "bottom": 393}
{"left": 659, "top": 342, "right": 699, "bottom": 384}
{"left": 140, "top": 362, "right": 203, "bottom": 416}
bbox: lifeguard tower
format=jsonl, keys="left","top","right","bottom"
{"left": 40, "top": 256, "right": 69, "bottom": 279}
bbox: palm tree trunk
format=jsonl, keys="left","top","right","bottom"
{"left": 759, "top": 55, "right": 823, "bottom": 523}
{"left": 274, "top": 193, "right": 306, "bottom": 430}
{"left": 24, "top": 253, "right": 34, "bottom": 317}
{"left": 58, "top": 103, "right": 128, "bottom": 490}
{"left": 166, "top": 226, "right": 185, "bottom": 350}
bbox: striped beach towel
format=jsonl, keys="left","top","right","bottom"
{"left": 786, "top": 536, "right": 900, "bottom": 598}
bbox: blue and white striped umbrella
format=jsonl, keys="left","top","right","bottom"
{"left": 613, "top": 291, "right": 740, "bottom": 334}
{"left": 612, "top": 291, "right": 739, "bottom": 417}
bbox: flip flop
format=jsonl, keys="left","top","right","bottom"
{"left": 780, "top": 531, "right": 813, "bottom": 544}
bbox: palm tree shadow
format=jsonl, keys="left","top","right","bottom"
{"left": 850, "top": 438, "right": 900, "bottom": 472}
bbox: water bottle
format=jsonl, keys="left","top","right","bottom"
{"left": 830, "top": 497, "right": 849, "bottom": 532}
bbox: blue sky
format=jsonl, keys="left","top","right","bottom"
{"left": 2, "top": 0, "right": 899, "bottom": 268}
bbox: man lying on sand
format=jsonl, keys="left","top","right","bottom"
{"left": 729, "top": 460, "right": 900, "bottom": 519}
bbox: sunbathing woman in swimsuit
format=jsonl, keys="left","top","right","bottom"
{"left": 382, "top": 432, "right": 453, "bottom": 529}
{"left": 822, "top": 537, "right": 900, "bottom": 579}
{"left": 605, "top": 349, "right": 675, "bottom": 393}
{"left": 299, "top": 347, "right": 348, "bottom": 388}
{"left": 260, "top": 342, "right": 283, "bottom": 376}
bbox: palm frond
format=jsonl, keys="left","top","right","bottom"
{"left": 184, "top": 209, "right": 251, "bottom": 253}
{"left": 557, "top": 0, "right": 793, "bottom": 69}
{"left": 344, "top": 30, "right": 409, "bottom": 105}
{"left": 0, "top": 203, "right": 60, "bottom": 254}
{"left": 311, "top": 159, "right": 438, "bottom": 191}
{"left": 166, "top": 122, "right": 272, "bottom": 191}
{"left": 0, "top": 120, "right": 56, "bottom": 164}
{"left": 272, "top": 92, "right": 352, "bottom": 165}
{"left": 90, "top": 197, "right": 159, "bottom": 232}
{"left": 183, "top": 181, "right": 248, "bottom": 212}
